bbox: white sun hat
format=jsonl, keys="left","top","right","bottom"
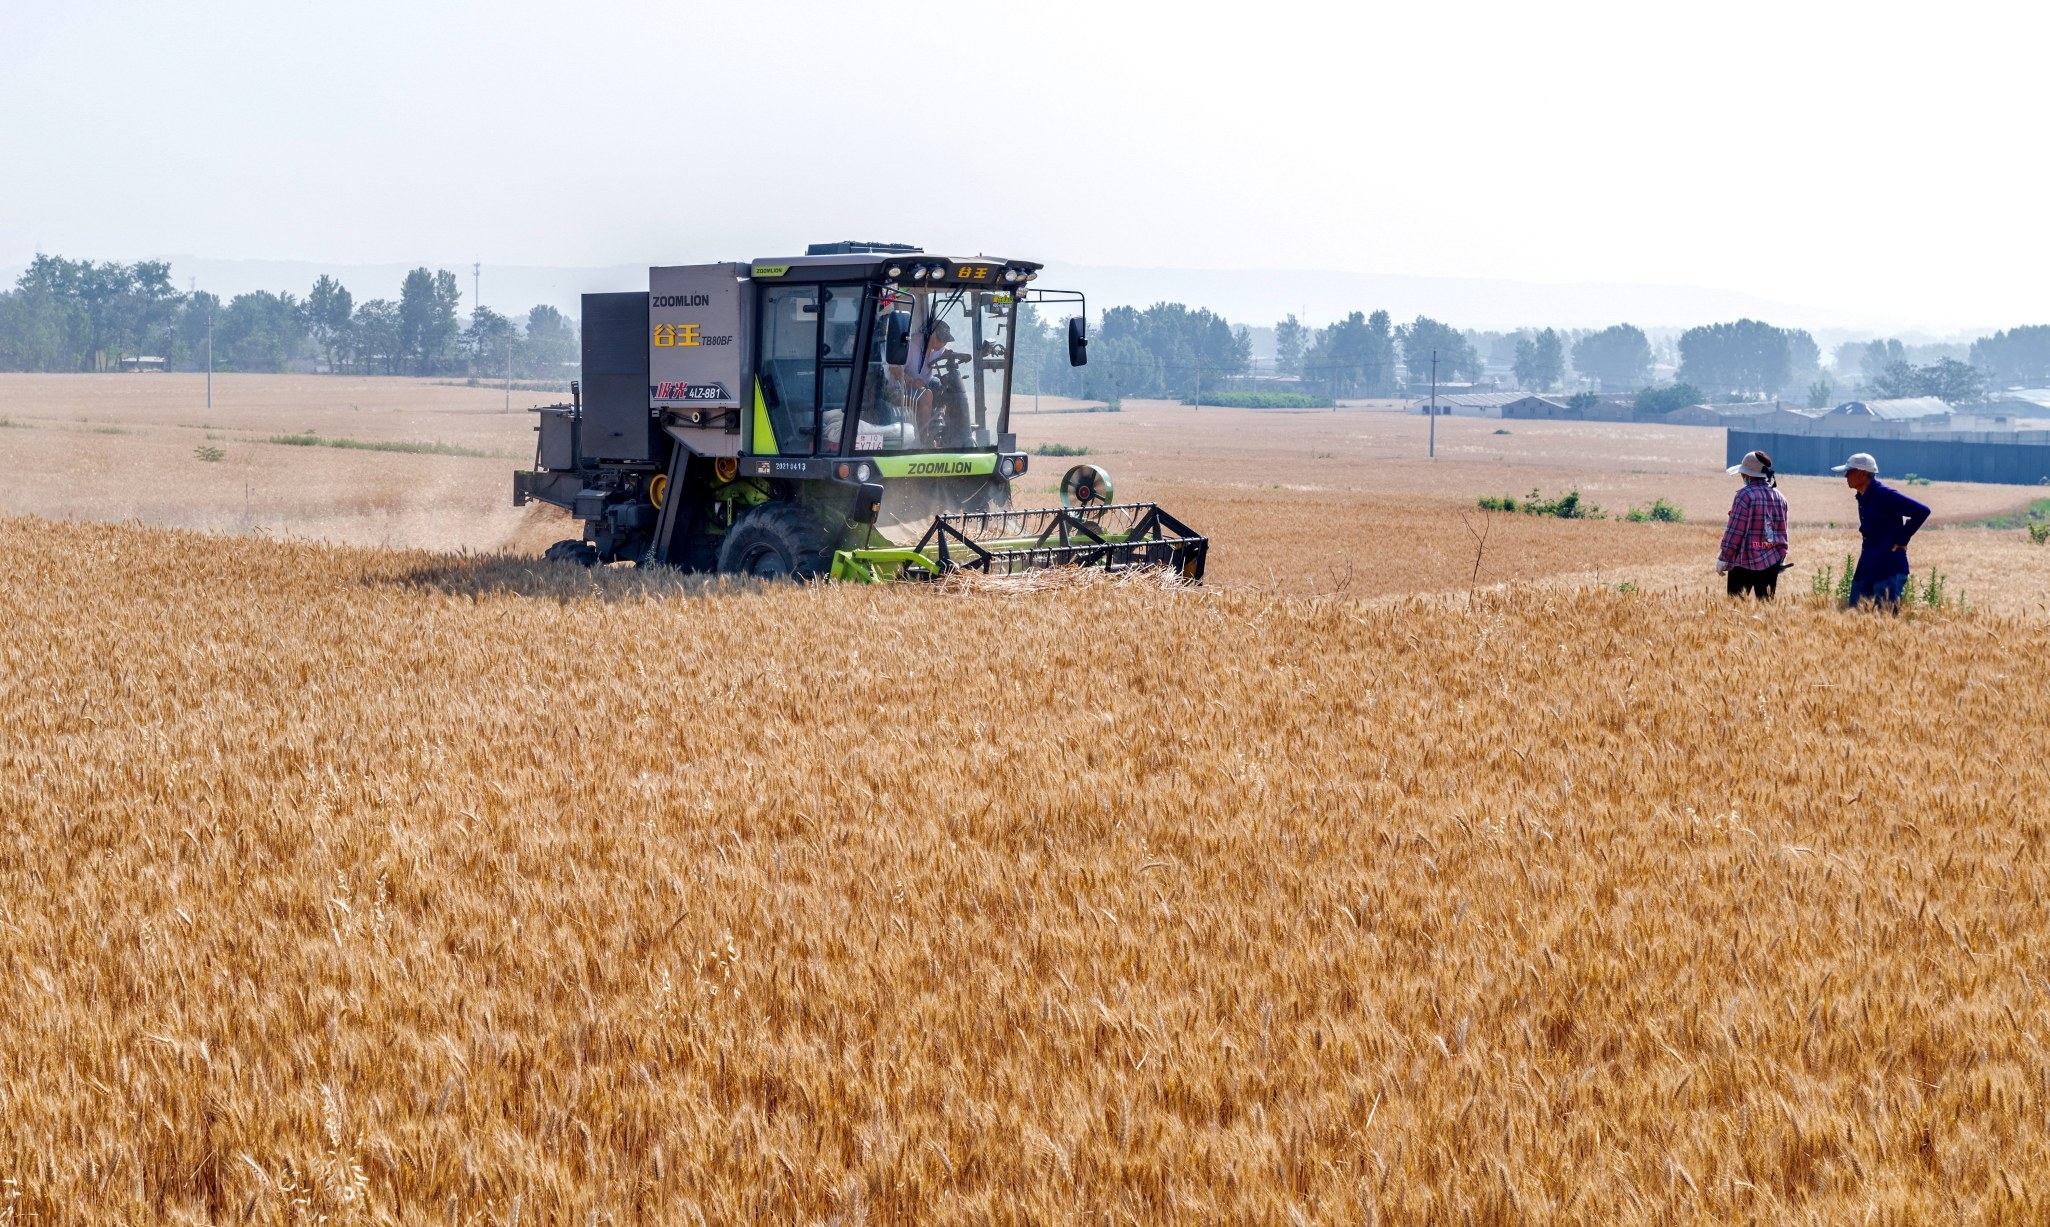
{"left": 1830, "top": 452, "right": 1879, "bottom": 474}
{"left": 1726, "top": 450, "right": 1773, "bottom": 479}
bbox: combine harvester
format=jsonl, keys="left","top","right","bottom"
{"left": 514, "top": 243, "right": 1207, "bottom": 582}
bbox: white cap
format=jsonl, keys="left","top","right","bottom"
{"left": 1831, "top": 452, "right": 1879, "bottom": 475}
{"left": 1726, "top": 450, "right": 1772, "bottom": 479}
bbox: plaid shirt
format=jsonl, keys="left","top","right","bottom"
{"left": 1718, "top": 481, "right": 1789, "bottom": 571}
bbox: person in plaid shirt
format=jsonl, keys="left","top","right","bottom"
{"left": 1717, "top": 450, "right": 1790, "bottom": 598}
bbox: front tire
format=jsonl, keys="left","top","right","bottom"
{"left": 544, "top": 539, "right": 600, "bottom": 567}
{"left": 716, "top": 503, "right": 834, "bottom": 579}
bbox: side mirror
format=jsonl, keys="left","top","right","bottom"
{"left": 884, "top": 312, "right": 911, "bottom": 366}
{"left": 1067, "top": 317, "right": 1088, "bottom": 367}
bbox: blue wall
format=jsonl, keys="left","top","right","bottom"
{"left": 1728, "top": 431, "right": 2050, "bottom": 486}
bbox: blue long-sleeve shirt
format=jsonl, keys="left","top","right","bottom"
{"left": 1854, "top": 479, "right": 1931, "bottom": 581}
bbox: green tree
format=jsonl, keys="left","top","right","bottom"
{"left": 1862, "top": 338, "right": 1906, "bottom": 381}
{"left": 1969, "top": 325, "right": 2050, "bottom": 387}
{"left": 463, "top": 306, "right": 519, "bottom": 375}
{"left": 1676, "top": 319, "right": 1794, "bottom": 397}
{"left": 1093, "top": 302, "right": 1248, "bottom": 400}
{"left": 1785, "top": 329, "right": 1821, "bottom": 390}
{"left": 397, "top": 267, "right": 463, "bottom": 374}
{"left": 1302, "top": 310, "right": 1398, "bottom": 398}
{"left": 1808, "top": 378, "right": 1833, "bottom": 409}
{"left": 350, "top": 299, "right": 402, "bottom": 374}
{"left": 1633, "top": 382, "right": 1704, "bottom": 416}
{"left": 1922, "top": 356, "right": 1986, "bottom": 403}
{"left": 216, "top": 291, "right": 306, "bottom": 372}
{"left": 1831, "top": 340, "right": 1866, "bottom": 379}
{"left": 1570, "top": 324, "right": 1652, "bottom": 391}
{"left": 304, "top": 275, "right": 353, "bottom": 373}
{"left": 1512, "top": 328, "right": 1564, "bottom": 391}
{"left": 1275, "top": 314, "right": 1307, "bottom": 378}
{"left": 178, "top": 292, "right": 220, "bottom": 369}
{"left": 0, "top": 256, "right": 189, "bottom": 370}
{"left": 1396, "top": 315, "right": 1481, "bottom": 386}
{"left": 522, "top": 304, "right": 577, "bottom": 378}
{"left": 1868, "top": 357, "right": 1984, "bottom": 404}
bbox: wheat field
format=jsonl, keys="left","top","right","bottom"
{"left": 4, "top": 514, "right": 2048, "bottom": 1224}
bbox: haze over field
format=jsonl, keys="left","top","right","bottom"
{"left": 0, "top": 255, "right": 1879, "bottom": 336}
{"left": 4, "top": 1, "right": 2045, "bottom": 331}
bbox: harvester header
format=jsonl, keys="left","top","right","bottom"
{"left": 512, "top": 244, "right": 1207, "bottom": 582}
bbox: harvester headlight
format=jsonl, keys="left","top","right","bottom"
{"left": 856, "top": 462, "right": 872, "bottom": 482}
{"left": 885, "top": 263, "right": 904, "bottom": 278}
{"left": 1002, "top": 268, "right": 1020, "bottom": 283}
{"left": 910, "top": 265, "right": 929, "bottom": 281}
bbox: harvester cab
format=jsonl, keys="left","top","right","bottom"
{"left": 513, "top": 243, "right": 1207, "bottom": 582}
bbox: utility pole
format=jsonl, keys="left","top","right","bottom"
{"left": 473, "top": 262, "right": 481, "bottom": 312}
{"left": 505, "top": 338, "right": 512, "bottom": 413}
{"left": 1429, "top": 349, "right": 1438, "bottom": 458}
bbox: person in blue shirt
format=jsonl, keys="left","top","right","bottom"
{"left": 1831, "top": 452, "right": 1930, "bottom": 611}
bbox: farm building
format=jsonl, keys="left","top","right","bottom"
{"left": 1409, "top": 391, "right": 1529, "bottom": 418}
{"left": 1830, "top": 397, "right": 1951, "bottom": 422}
{"left": 1976, "top": 389, "right": 2050, "bottom": 418}
{"left": 1500, "top": 395, "right": 1576, "bottom": 419}
{"left": 1663, "top": 402, "right": 1778, "bottom": 428}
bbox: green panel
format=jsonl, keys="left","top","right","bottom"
{"left": 751, "top": 378, "right": 779, "bottom": 457}
{"left": 751, "top": 264, "right": 790, "bottom": 278}
{"left": 832, "top": 547, "right": 942, "bottom": 583}
{"left": 870, "top": 453, "right": 998, "bottom": 478}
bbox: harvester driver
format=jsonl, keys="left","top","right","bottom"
{"left": 903, "top": 319, "right": 960, "bottom": 442}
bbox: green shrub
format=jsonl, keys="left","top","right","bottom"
{"left": 1522, "top": 488, "right": 1602, "bottom": 519}
{"left": 1479, "top": 489, "right": 1601, "bottom": 518}
{"left": 1811, "top": 553, "right": 1856, "bottom": 602}
{"left": 2029, "top": 522, "right": 2050, "bottom": 545}
{"left": 1624, "top": 497, "right": 1685, "bottom": 523}
{"left": 1186, "top": 392, "right": 1333, "bottom": 409}
{"left": 1901, "top": 473, "right": 1932, "bottom": 486}
{"left": 1978, "top": 498, "right": 2050, "bottom": 530}
{"left": 1033, "top": 442, "right": 1090, "bottom": 457}
{"left": 194, "top": 445, "right": 226, "bottom": 463}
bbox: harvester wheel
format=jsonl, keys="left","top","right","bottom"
{"left": 543, "top": 539, "right": 600, "bottom": 567}
{"left": 716, "top": 503, "right": 833, "bottom": 580}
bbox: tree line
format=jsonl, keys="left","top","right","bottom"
{"left": 14, "top": 255, "right": 2050, "bottom": 412}
{"left": 0, "top": 256, "right": 578, "bottom": 379}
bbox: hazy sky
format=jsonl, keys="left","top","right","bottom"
{"left": 2, "top": 0, "right": 2040, "bottom": 330}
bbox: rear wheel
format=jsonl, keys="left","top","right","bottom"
{"left": 716, "top": 503, "right": 834, "bottom": 579}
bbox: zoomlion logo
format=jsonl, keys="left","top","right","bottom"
{"left": 904, "top": 460, "right": 976, "bottom": 476}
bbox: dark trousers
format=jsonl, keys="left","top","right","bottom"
{"left": 1726, "top": 566, "right": 1781, "bottom": 599}
{"left": 1848, "top": 573, "right": 1908, "bottom": 611}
